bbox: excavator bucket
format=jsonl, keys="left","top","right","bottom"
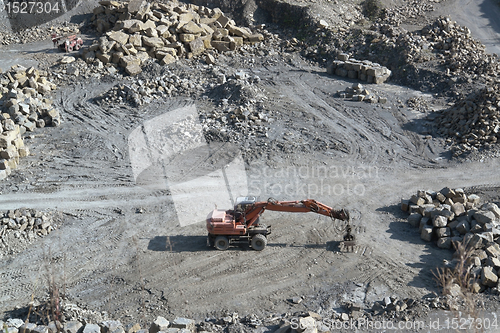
{"left": 340, "top": 225, "right": 356, "bottom": 252}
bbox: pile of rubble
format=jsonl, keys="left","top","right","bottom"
{"left": 403, "top": 187, "right": 500, "bottom": 292}
{"left": 0, "top": 65, "right": 61, "bottom": 179}
{"left": 435, "top": 81, "right": 500, "bottom": 155}
{"left": 82, "top": 0, "right": 263, "bottom": 75}
{"left": 0, "top": 24, "right": 81, "bottom": 46}
{"left": 421, "top": 17, "right": 500, "bottom": 78}
{"left": 327, "top": 53, "right": 391, "bottom": 84}
{"left": 336, "top": 82, "right": 387, "bottom": 103}
{"left": 0, "top": 208, "right": 62, "bottom": 256}
{"left": 380, "top": 0, "right": 436, "bottom": 27}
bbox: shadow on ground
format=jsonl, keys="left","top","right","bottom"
{"left": 378, "top": 204, "right": 453, "bottom": 293}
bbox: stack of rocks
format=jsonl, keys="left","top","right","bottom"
{"left": 327, "top": 53, "right": 391, "bottom": 84}
{"left": 0, "top": 65, "right": 61, "bottom": 179}
{"left": 83, "top": 0, "right": 264, "bottom": 75}
{"left": 403, "top": 187, "right": 500, "bottom": 292}
{"left": 436, "top": 82, "right": 500, "bottom": 154}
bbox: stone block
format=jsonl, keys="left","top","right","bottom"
{"left": 474, "top": 210, "right": 495, "bottom": 225}
{"left": 435, "top": 227, "right": 451, "bottom": 238}
{"left": 451, "top": 203, "right": 465, "bottom": 216}
{"left": 437, "top": 237, "right": 452, "bottom": 249}
{"left": 170, "top": 318, "right": 194, "bottom": 331}
{"left": 83, "top": 325, "right": 100, "bottom": 333}
{"left": 63, "top": 321, "right": 82, "bottom": 333}
{"left": 149, "top": 317, "right": 169, "bottom": 333}
{"left": 211, "top": 41, "right": 230, "bottom": 52}
{"left": 159, "top": 54, "right": 176, "bottom": 65}
{"left": 19, "top": 323, "right": 37, "bottom": 333}
{"left": 482, "top": 203, "right": 500, "bottom": 219}
{"left": 485, "top": 243, "right": 500, "bottom": 258}
{"left": 125, "top": 63, "right": 142, "bottom": 76}
{"left": 456, "top": 220, "right": 470, "bottom": 235}
{"left": 408, "top": 213, "right": 422, "bottom": 227}
{"left": 481, "top": 266, "right": 498, "bottom": 287}
{"left": 433, "top": 215, "right": 448, "bottom": 228}
{"left": 421, "top": 225, "right": 433, "bottom": 241}
{"left": 107, "top": 31, "right": 130, "bottom": 45}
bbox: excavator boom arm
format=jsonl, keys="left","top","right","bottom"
{"left": 242, "top": 199, "right": 349, "bottom": 227}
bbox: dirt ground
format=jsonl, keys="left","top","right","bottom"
{"left": 1, "top": 0, "right": 500, "bottom": 331}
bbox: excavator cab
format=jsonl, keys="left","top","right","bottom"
{"left": 233, "top": 196, "right": 257, "bottom": 222}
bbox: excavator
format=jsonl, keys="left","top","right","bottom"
{"left": 206, "top": 197, "right": 353, "bottom": 251}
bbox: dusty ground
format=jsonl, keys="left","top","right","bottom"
{"left": 1, "top": 0, "right": 500, "bottom": 331}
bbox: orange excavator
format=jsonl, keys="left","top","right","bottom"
{"left": 206, "top": 197, "right": 353, "bottom": 251}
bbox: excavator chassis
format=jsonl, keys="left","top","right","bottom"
{"left": 208, "top": 225, "right": 271, "bottom": 251}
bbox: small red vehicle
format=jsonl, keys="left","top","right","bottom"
{"left": 51, "top": 34, "right": 83, "bottom": 52}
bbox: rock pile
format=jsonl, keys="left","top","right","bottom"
{"left": 435, "top": 82, "right": 500, "bottom": 155}
{"left": 0, "top": 208, "right": 62, "bottom": 256}
{"left": 381, "top": 0, "right": 436, "bottom": 27}
{"left": 336, "top": 82, "right": 387, "bottom": 103}
{"left": 1, "top": 315, "right": 197, "bottom": 333}
{"left": 0, "top": 208, "right": 59, "bottom": 237}
{"left": 83, "top": 0, "right": 264, "bottom": 75}
{"left": 371, "top": 296, "right": 416, "bottom": 315}
{"left": 420, "top": 17, "right": 500, "bottom": 78}
{"left": 0, "top": 65, "right": 61, "bottom": 179}
{"left": 403, "top": 187, "right": 500, "bottom": 292}
{"left": 327, "top": 53, "right": 391, "bottom": 84}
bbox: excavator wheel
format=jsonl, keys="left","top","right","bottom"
{"left": 251, "top": 234, "right": 267, "bottom": 251}
{"left": 214, "top": 236, "right": 229, "bottom": 251}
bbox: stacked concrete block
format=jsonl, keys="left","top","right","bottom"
{"left": 85, "top": 0, "right": 264, "bottom": 75}
{"left": 403, "top": 187, "right": 500, "bottom": 292}
{"left": 327, "top": 53, "right": 391, "bottom": 84}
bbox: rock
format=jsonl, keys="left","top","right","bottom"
{"left": 318, "top": 20, "right": 329, "bottom": 28}
{"left": 19, "top": 323, "right": 37, "bottom": 333}
{"left": 474, "top": 210, "right": 496, "bottom": 225}
{"left": 142, "top": 36, "right": 164, "bottom": 48}
{"left": 125, "top": 63, "right": 142, "bottom": 76}
{"left": 468, "top": 194, "right": 480, "bottom": 205}
{"left": 401, "top": 199, "right": 409, "bottom": 212}
{"left": 456, "top": 220, "right": 470, "bottom": 235}
{"left": 64, "top": 321, "right": 82, "bottom": 333}
{"left": 205, "top": 53, "right": 216, "bottom": 65}
{"left": 297, "top": 317, "right": 316, "bottom": 333}
{"left": 408, "top": 213, "right": 422, "bottom": 227}
{"left": 433, "top": 215, "right": 448, "bottom": 228}
{"left": 33, "top": 326, "right": 48, "bottom": 333}
{"left": 435, "top": 227, "right": 451, "bottom": 238}
{"left": 451, "top": 203, "right": 465, "bottom": 216}
{"left": 485, "top": 243, "right": 500, "bottom": 258}
{"left": 436, "top": 192, "right": 446, "bottom": 203}
{"left": 481, "top": 266, "right": 498, "bottom": 287}
{"left": 83, "top": 325, "right": 100, "bottom": 333}
{"left": 482, "top": 203, "right": 500, "bottom": 219}
{"left": 159, "top": 54, "right": 176, "bottom": 65}
{"left": 170, "top": 318, "right": 194, "bottom": 331}
{"left": 149, "top": 317, "right": 169, "bottom": 333}
{"left": 421, "top": 225, "right": 433, "bottom": 241}
{"left": 188, "top": 38, "right": 205, "bottom": 56}
{"left": 182, "top": 21, "right": 204, "bottom": 34}
{"left": 437, "top": 237, "right": 452, "bottom": 249}
{"left": 107, "top": 31, "right": 130, "bottom": 45}
{"left": 124, "top": 324, "right": 140, "bottom": 333}
{"left": 60, "top": 56, "right": 76, "bottom": 64}
{"left": 100, "top": 321, "right": 122, "bottom": 333}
